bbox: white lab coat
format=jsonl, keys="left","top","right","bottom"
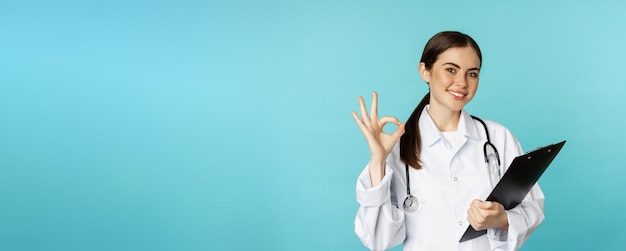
{"left": 354, "top": 107, "right": 545, "bottom": 251}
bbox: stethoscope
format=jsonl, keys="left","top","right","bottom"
{"left": 402, "top": 116, "right": 501, "bottom": 213}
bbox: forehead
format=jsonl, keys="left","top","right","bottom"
{"left": 436, "top": 47, "right": 481, "bottom": 68}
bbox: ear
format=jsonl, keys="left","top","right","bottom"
{"left": 418, "top": 62, "right": 431, "bottom": 83}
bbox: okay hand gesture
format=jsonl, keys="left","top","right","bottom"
{"left": 351, "top": 92, "right": 405, "bottom": 165}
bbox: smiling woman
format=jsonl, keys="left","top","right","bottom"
{"left": 351, "top": 31, "right": 545, "bottom": 251}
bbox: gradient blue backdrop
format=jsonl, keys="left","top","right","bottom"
{"left": 1, "top": 1, "right": 625, "bottom": 250}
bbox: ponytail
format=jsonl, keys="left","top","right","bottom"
{"left": 400, "top": 92, "right": 430, "bottom": 169}
{"left": 400, "top": 31, "right": 481, "bottom": 169}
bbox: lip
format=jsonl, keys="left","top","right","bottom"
{"left": 447, "top": 90, "right": 467, "bottom": 101}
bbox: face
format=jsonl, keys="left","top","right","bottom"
{"left": 419, "top": 46, "right": 481, "bottom": 114}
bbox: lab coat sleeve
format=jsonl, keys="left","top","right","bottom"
{"left": 354, "top": 163, "right": 406, "bottom": 251}
{"left": 487, "top": 128, "right": 545, "bottom": 251}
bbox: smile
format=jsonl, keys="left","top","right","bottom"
{"left": 448, "top": 90, "right": 466, "bottom": 99}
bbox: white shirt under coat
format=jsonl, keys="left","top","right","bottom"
{"left": 354, "top": 107, "right": 545, "bottom": 251}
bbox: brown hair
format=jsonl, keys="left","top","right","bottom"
{"left": 399, "top": 31, "right": 483, "bottom": 169}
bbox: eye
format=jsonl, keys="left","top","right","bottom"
{"left": 468, "top": 72, "right": 479, "bottom": 78}
{"left": 446, "top": 68, "right": 456, "bottom": 73}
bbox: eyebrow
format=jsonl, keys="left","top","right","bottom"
{"left": 442, "top": 62, "right": 480, "bottom": 71}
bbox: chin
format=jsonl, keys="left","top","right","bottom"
{"left": 451, "top": 104, "right": 467, "bottom": 112}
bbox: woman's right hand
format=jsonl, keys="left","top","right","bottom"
{"left": 352, "top": 92, "right": 405, "bottom": 186}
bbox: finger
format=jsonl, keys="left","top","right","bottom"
{"left": 466, "top": 210, "right": 474, "bottom": 224}
{"left": 468, "top": 208, "right": 487, "bottom": 230}
{"left": 370, "top": 92, "right": 379, "bottom": 121}
{"left": 352, "top": 111, "right": 378, "bottom": 142}
{"left": 466, "top": 209, "right": 481, "bottom": 230}
{"left": 469, "top": 201, "right": 488, "bottom": 220}
{"left": 379, "top": 116, "right": 401, "bottom": 127}
{"left": 391, "top": 122, "right": 406, "bottom": 140}
{"left": 351, "top": 111, "right": 365, "bottom": 129}
{"left": 467, "top": 207, "right": 475, "bottom": 220}
{"left": 358, "top": 96, "right": 370, "bottom": 126}
{"left": 469, "top": 202, "right": 483, "bottom": 218}
{"left": 479, "top": 201, "right": 494, "bottom": 210}
{"left": 471, "top": 199, "right": 483, "bottom": 210}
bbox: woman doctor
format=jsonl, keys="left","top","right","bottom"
{"left": 352, "top": 31, "right": 545, "bottom": 251}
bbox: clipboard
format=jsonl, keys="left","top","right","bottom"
{"left": 459, "top": 140, "right": 566, "bottom": 242}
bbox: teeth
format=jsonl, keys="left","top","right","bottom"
{"left": 448, "top": 91, "right": 464, "bottom": 97}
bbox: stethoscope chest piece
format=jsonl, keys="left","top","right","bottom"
{"left": 403, "top": 195, "right": 418, "bottom": 212}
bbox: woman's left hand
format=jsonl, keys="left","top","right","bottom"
{"left": 467, "top": 199, "right": 509, "bottom": 231}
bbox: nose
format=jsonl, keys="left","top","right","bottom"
{"left": 454, "top": 74, "right": 468, "bottom": 89}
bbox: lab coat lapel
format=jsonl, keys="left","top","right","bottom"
{"left": 418, "top": 107, "right": 482, "bottom": 155}
{"left": 418, "top": 106, "right": 443, "bottom": 148}
{"left": 449, "top": 110, "right": 481, "bottom": 156}
{"left": 459, "top": 110, "right": 481, "bottom": 141}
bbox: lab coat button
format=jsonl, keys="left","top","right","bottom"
{"left": 453, "top": 177, "right": 458, "bottom": 181}
{"left": 458, "top": 221, "right": 463, "bottom": 226}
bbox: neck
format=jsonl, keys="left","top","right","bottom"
{"left": 427, "top": 105, "right": 461, "bottom": 132}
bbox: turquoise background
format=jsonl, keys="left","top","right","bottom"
{"left": 1, "top": 1, "right": 625, "bottom": 250}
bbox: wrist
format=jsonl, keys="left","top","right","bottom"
{"left": 368, "top": 159, "right": 386, "bottom": 187}
{"left": 370, "top": 156, "right": 385, "bottom": 165}
{"left": 498, "top": 212, "right": 509, "bottom": 230}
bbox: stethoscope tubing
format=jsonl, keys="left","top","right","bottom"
{"left": 403, "top": 116, "right": 500, "bottom": 213}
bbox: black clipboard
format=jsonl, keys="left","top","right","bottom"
{"left": 459, "top": 140, "right": 566, "bottom": 242}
